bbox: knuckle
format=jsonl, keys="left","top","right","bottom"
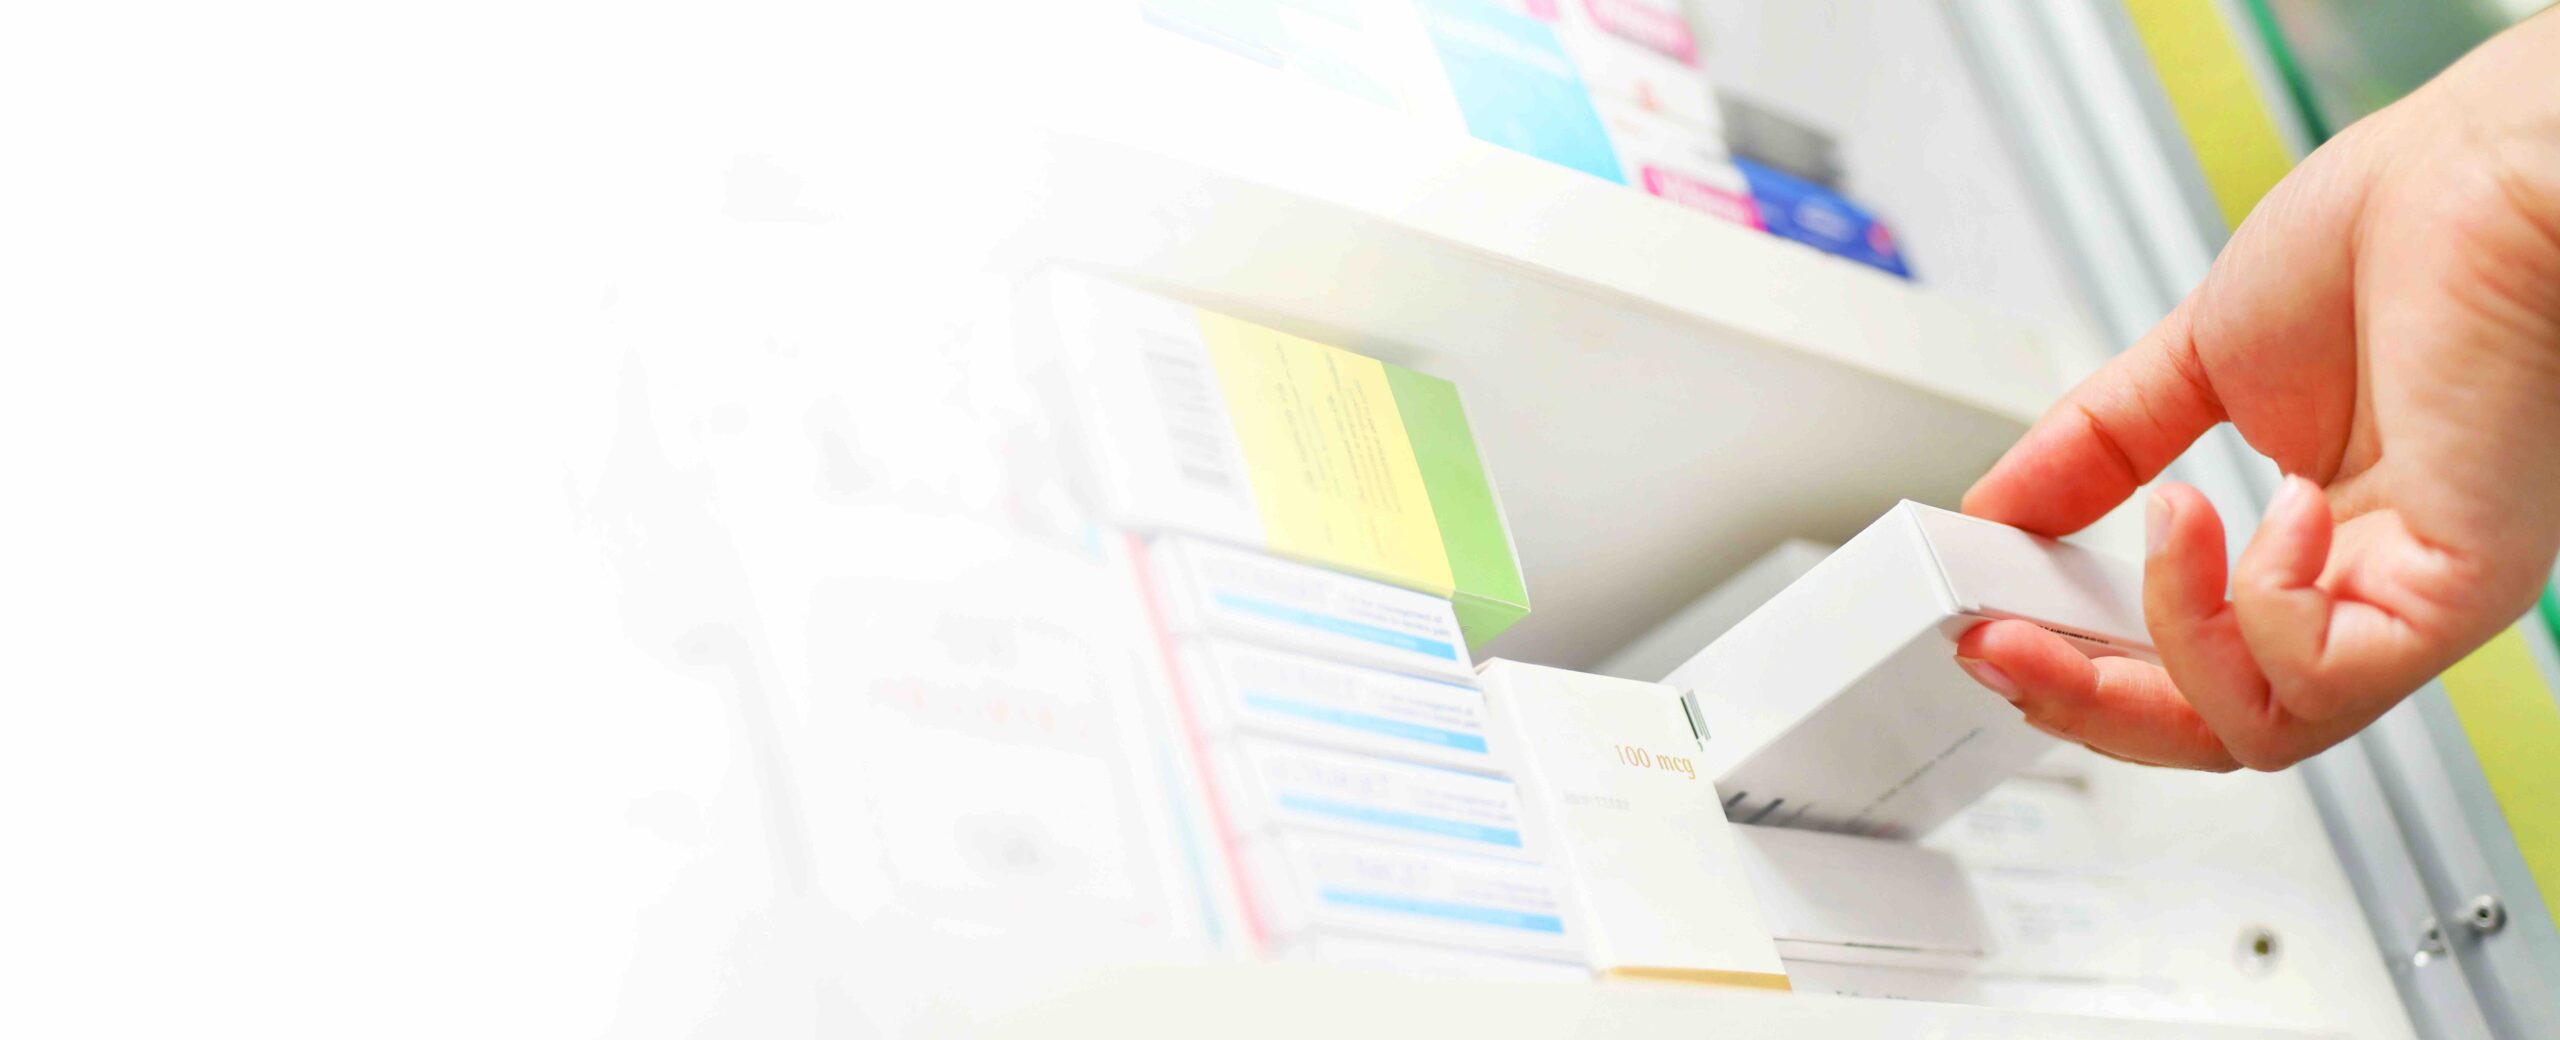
{"left": 2022, "top": 692, "right": 2096, "bottom": 746}
{"left": 2219, "top": 725, "right": 2306, "bottom": 772}
{"left": 2232, "top": 745, "right": 2301, "bottom": 772}
{"left": 2018, "top": 710, "right": 2077, "bottom": 745}
{"left": 2029, "top": 702, "right": 2087, "bottom": 742}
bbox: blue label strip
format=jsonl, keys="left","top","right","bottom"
{"left": 1317, "top": 887, "right": 1565, "bottom": 934}
{"left": 1278, "top": 794, "right": 1523, "bottom": 848}
{"left": 1212, "top": 592, "right": 1459, "bottom": 661}
{"left": 1240, "top": 693, "right": 1490, "bottom": 753}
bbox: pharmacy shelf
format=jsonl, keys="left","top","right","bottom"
{"left": 969, "top": 960, "right": 2327, "bottom": 1040}
{"left": 1011, "top": 48, "right": 2091, "bottom": 668}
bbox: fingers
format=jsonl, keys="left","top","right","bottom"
{"left": 2232, "top": 479, "right": 2464, "bottom": 728}
{"left": 1956, "top": 620, "right": 2240, "bottom": 772}
{"left": 1961, "top": 301, "right": 2227, "bottom": 536}
{"left": 2141, "top": 484, "right": 2259, "bottom": 725}
{"left": 2135, "top": 481, "right": 2385, "bottom": 768}
{"left": 1946, "top": 484, "right": 2264, "bottom": 772}
{"left": 2230, "top": 475, "right": 2344, "bottom": 717}
{"left": 2139, "top": 483, "right": 2325, "bottom": 770}
{"left": 1951, "top": 484, "right": 2319, "bottom": 772}
{"left": 1960, "top": 480, "right": 2471, "bottom": 771}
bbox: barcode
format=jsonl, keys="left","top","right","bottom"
{"left": 1138, "top": 333, "right": 1242, "bottom": 493}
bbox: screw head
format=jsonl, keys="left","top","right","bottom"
{"left": 2413, "top": 916, "right": 2448, "bottom": 967}
{"left": 2465, "top": 895, "right": 2508, "bottom": 936}
{"left": 2235, "top": 925, "right": 2280, "bottom": 976}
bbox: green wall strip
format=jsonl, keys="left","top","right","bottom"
{"left": 2238, "top": 0, "right": 2335, "bottom": 143}
{"left": 2540, "top": 580, "right": 2560, "bottom": 653}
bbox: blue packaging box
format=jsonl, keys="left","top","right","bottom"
{"left": 1734, "top": 157, "right": 1912, "bottom": 279}
{"left": 1416, "top": 0, "right": 1624, "bottom": 185}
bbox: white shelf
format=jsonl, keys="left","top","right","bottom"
{"left": 1011, "top": 49, "right": 2087, "bottom": 667}
{"left": 970, "top": 960, "right": 2329, "bottom": 1040}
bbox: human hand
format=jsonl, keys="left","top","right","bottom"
{"left": 1953, "top": 13, "right": 2560, "bottom": 771}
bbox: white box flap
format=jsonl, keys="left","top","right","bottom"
{"left": 1905, "top": 501, "right": 2152, "bottom": 655}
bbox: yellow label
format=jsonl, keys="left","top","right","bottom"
{"left": 1196, "top": 310, "right": 1456, "bottom": 596}
{"left": 2439, "top": 624, "right": 2560, "bottom": 916}
{"left": 2124, "top": 0, "right": 2299, "bottom": 228}
{"left": 1602, "top": 966, "right": 1794, "bottom": 992}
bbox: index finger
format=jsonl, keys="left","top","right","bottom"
{"left": 1962, "top": 302, "right": 2226, "bottom": 536}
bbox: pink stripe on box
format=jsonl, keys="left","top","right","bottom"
{"left": 1583, "top": 0, "right": 1697, "bottom": 64}
{"left": 1641, "top": 166, "right": 1763, "bottom": 229}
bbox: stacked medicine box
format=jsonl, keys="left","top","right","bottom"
{"left": 1150, "top": 538, "right": 1583, "bottom": 971}
{"left": 1019, "top": 268, "right": 1583, "bottom": 973}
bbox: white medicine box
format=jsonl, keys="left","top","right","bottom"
{"left": 1480, "top": 660, "right": 1789, "bottom": 989}
{"left": 1664, "top": 501, "right": 2152, "bottom": 840}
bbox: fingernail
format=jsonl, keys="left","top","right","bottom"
{"left": 2145, "top": 490, "right": 2173, "bottom": 558}
{"left": 2268, "top": 473, "right": 2316, "bottom": 520}
{"left": 1955, "top": 655, "right": 2021, "bottom": 702}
